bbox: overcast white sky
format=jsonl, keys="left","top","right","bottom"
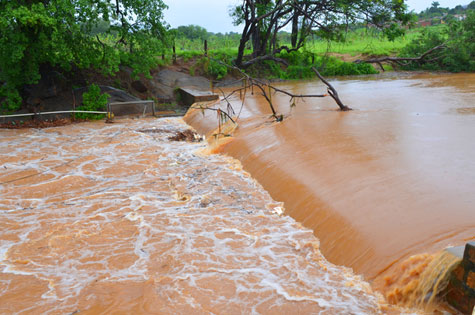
{"left": 163, "top": 0, "right": 471, "bottom": 33}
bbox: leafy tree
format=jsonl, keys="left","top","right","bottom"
{"left": 175, "top": 25, "right": 209, "bottom": 41}
{"left": 400, "top": 10, "right": 475, "bottom": 72}
{"left": 0, "top": 0, "right": 168, "bottom": 112}
{"left": 230, "top": 0, "right": 412, "bottom": 68}
{"left": 173, "top": 25, "right": 212, "bottom": 52}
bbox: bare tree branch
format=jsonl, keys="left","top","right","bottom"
{"left": 213, "top": 59, "right": 351, "bottom": 120}
{"left": 354, "top": 44, "right": 447, "bottom": 70}
{"left": 241, "top": 55, "right": 289, "bottom": 68}
{"left": 312, "top": 67, "right": 351, "bottom": 111}
{"left": 190, "top": 104, "right": 236, "bottom": 124}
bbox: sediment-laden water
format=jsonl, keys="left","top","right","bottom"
{"left": 185, "top": 72, "right": 475, "bottom": 310}
{"left": 0, "top": 118, "right": 388, "bottom": 313}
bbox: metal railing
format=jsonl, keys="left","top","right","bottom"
{"left": 0, "top": 100, "right": 156, "bottom": 121}
{"left": 0, "top": 110, "right": 108, "bottom": 119}
{"left": 108, "top": 100, "right": 155, "bottom": 117}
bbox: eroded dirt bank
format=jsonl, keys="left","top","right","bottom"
{"left": 0, "top": 118, "right": 390, "bottom": 313}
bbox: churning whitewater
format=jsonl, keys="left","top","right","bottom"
{"left": 0, "top": 118, "right": 385, "bottom": 314}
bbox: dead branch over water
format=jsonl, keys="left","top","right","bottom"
{"left": 312, "top": 67, "right": 350, "bottom": 111}
{"left": 206, "top": 60, "right": 350, "bottom": 123}
{"left": 354, "top": 44, "right": 448, "bottom": 71}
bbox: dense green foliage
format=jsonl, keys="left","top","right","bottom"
{"left": 186, "top": 49, "right": 238, "bottom": 79}
{"left": 174, "top": 25, "right": 209, "bottom": 42}
{"left": 1, "top": 0, "right": 473, "bottom": 115}
{"left": 180, "top": 48, "right": 377, "bottom": 80}
{"left": 75, "top": 84, "right": 109, "bottom": 120}
{"left": 400, "top": 10, "right": 475, "bottom": 72}
{"left": 230, "top": 0, "right": 412, "bottom": 67}
{"left": 262, "top": 51, "right": 378, "bottom": 79}
{"left": 0, "top": 0, "right": 168, "bottom": 112}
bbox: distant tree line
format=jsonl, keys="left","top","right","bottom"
{"left": 416, "top": 1, "right": 475, "bottom": 20}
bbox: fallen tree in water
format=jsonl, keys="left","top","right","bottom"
{"left": 354, "top": 44, "right": 448, "bottom": 71}
{"left": 192, "top": 60, "right": 350, "bottom": 132}
{"left": 312, "top": 67, "right": 349, "bottom": 111}
{"left": 226, "top": 61, "right": 349, "bottom": 120}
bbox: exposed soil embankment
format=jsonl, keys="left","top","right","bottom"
{"left": 1, "top": 61, "right": 217, "bottom": 127}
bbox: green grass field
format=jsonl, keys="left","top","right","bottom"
{"left": 171, "top": 25, "right": 448, "bottom": 79}
{"left": 306, "top": 26, "right": 446, "bottom": 56}
{"left": 176, "top": 26, "right": 444, "bottom": 58}
{"left": 307, "top": 32, "right": 414, "bottom": 56}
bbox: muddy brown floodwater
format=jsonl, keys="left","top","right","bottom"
{"left": 0, "top": 118, "right": 392, "bottom": 313}
{"left": 185, "top": 72, "right": 475, "bottom": 310}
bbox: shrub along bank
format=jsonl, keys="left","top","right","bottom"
{"left": 180, "top": 49, "right": 377, "bottom": 82}
{"left": 399, "top": 10, "right": 475, "bottom": 72}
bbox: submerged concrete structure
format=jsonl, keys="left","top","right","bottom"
{"left": 446, "top": 242, "right": 475, "bottom": 314}
{"left": 178, "top": 88, "right": 219, "bottom": 107}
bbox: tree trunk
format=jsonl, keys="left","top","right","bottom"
{"left": 251, "top": 26, "right": 261, "bottom": 58}
{"left": 291, "top": 8, "right": 299, "bottom": 48}
{"left": 235, "top": 22, "right": 252, "bottom": 67}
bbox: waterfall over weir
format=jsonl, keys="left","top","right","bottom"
{"left": 0, "top": 118, "right": 392, "bottom": 313}
{"left": 185, "top": 72, "right": 475, "bottom": 311}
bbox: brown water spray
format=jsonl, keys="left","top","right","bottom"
{"left": 383, "top": 251, "right": 461, "bottom": 312}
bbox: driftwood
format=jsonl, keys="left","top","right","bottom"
{"left": 191, "top": 104, "right": 236, "bottom": 124}
{"left": 205, "top": 59, "right": 350, "bottom": 124}
{"left": 241, "top": 55, "right": 289, "bottom": 68}
{"left": 354, "top": 44, "right": 447, "bottom": 71}
{"left": 312, "top": 67, "right": 350, "bottom": 111}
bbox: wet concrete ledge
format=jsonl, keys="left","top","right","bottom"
{"left": 178, "top": 88, "right": 219, "bottom": 107}
{"left": 445, "top": 242, "right": 475, "bottom": 314}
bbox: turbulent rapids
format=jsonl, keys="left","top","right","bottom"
{"left": 1, "top": 72, "right": 474, "bottom": 313}
{"left": 0, "top": 118, "right": 387, "bottom": 313}
{"left": 185, "top": 72, "right": 475, "bottom": 311}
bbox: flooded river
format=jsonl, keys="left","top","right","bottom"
{"left": 0, "top": 119, "right": 387, "bottom": 313}
{"left": 185, "top": 72, "right": 475, "bottom": 309}
{"left": 1, "top": 72, "right": 473, "bottom": 313}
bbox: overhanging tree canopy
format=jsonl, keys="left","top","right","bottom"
{"left": 0, "top": 0, "right": 168, "bottom": 112}
{"left": 230, "top": 0, "right": 412, "bottom": 68}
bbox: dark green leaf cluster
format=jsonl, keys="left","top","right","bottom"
{"left": 230, "top": 0, "right": 413, "bottom": 68}
{"left": 400, "top": 10, "right": 475, "bottom": 72}
{"left": 75, "top": 84, "right": 109, "bottom": 120}
{"left": 208, "top": 60, "right": 228, "bottom": 80}
{"left": 0, "top": 0, "right": 169, "bottom": 112}
{"left": 188, "top": 51, "right": 237, "bottom": 79}
{"left": 248, "top": 50, "right": 377, "bottom": 79}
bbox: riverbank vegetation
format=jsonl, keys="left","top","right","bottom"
{"left": 1, "top": 0, "right": 474, "bottom": 114}
{"left": 399, "top": 10, "right": 475, "bottom": 72}
{"left": 0, "top": 0, "right": 169, "bottom": 112}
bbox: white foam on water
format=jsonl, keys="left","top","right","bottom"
{"left": 0, "top": 118, "right": 387, "bottom": 314}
